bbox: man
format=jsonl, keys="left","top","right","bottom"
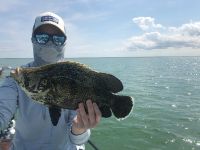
{"left": 0, "top": 12, "right": 101, "bottom": 150}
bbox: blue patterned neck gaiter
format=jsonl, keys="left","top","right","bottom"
{"left": 32, "top": 38, "right": 66, "bottom": 67}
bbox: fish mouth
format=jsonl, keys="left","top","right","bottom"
{"left": 10, "top": 67, "right": 22, "bottom": 78}
{"left": 10, "top": 67, "right": 27, "bottom": 90}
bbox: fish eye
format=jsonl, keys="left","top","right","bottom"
{"left": 38, "top": 79, "right": 48, "bottom": 91}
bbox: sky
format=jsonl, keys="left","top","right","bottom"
{"left": 1, "top": 0, "right": 200, "bottom": 58}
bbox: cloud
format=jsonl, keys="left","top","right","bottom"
{"left": 169, "top": 21, "right": 200, "bottom": 36}
{"left": 132, "top": 17, "right": 165, "bottom": 31}
{"left": 125, "top": 17, "right": 200, "bottom": 51}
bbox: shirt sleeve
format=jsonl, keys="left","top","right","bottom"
{"left": 67, "top": 110, "right": 91, "bottom": 145}
{"left": 0, "top": 77, "right": 18, "bottom": 131}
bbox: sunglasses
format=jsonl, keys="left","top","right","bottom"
{"left": 34, "top": 33, "right": 66, "bottom": 46}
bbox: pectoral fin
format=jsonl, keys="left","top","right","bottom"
{"left": 49, "top": 106, "right": 61, "bottom": 126}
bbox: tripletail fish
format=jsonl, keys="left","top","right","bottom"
{"left": 9, "top": 61, "right": 134, "bottom": 126}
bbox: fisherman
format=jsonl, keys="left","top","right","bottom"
{"left": 0, "top": 12, "right": 102, "bottom": 150}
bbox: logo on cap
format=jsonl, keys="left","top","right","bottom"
{"left": 41, "top": 16, "right": 59, "bottom": 24}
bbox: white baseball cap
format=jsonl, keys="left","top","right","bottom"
{"left": 33, "top": 12, "right": 66, "bottom": 35}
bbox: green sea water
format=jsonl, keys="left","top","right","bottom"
{"left": 0, "top": 57, "right": 199, "bottom": 150}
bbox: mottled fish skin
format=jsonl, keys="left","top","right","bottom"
{"left": 10, "top": 61, "right": 134, "bottom": 121}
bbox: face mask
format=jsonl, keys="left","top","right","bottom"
{"left": 32, "top": 38, "right": 66, "bottom": 66}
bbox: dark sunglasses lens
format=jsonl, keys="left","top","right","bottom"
{"left": 35, "top": 34, "right": 49, "bottom": 44}
{"left": 53, "top": 36, "right": 66, "bottom": 46}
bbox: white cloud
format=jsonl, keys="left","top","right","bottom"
{"left": 126, "top": 17, "right": 200, "bottom": 51}
{"left": 169, "top": 21, "right": 200, "bottom": 36}
{"left": 133, "top": 17, "right": 165, "bottom": 31}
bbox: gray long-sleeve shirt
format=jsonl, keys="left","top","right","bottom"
{"left": 0, "top": 62, "right": 90, "bottom": 150}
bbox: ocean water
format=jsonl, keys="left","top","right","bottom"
{"left": 0, "top": 57, "right": 200, "bottom": 150}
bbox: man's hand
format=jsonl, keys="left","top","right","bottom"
{"left": 0, "top": 139, "right": 11, "bottom": 150}
{"left": 72, "top": 99, "right": 102, "bottom": 135}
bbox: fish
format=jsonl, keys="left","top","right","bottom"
{"left": 10, "top": 61, "right": 134, "bottom": 126}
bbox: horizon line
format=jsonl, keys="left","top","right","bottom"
{"left": 0, "top": 56, "right": 200, "bottom": 59}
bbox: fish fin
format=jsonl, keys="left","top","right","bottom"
{"left": 49, "top": 106, "right": 61, "bottom": 126}
{"left": 111, "top": 95, "right": 134, "bottom": 119}
{"left": 99, "top": 105, "right": 112, "bottom": 118}
{"left": 99, "top": 73, "right": 123, "bottom": 93}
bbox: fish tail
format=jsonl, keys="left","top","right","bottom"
{"left": 99, "top": 73, "right": 123, "bottom": 93}
{"left": 111, "top": 95, "right": 134, "bottom": 119}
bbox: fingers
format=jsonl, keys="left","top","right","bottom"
{"left": 77, "top": 99, "right": 102, "bottom": 129}
{"left": 79, "top": 103, "right": 89, "bottom": 128}
{"left": 73, "top": 109, "right": 84, "bottom": 129}
{"left": 93, "top": 103, "right": 102, "bottom": 123}
{"left": 72, "top": 109, "right": 87, "bottom": 135}
{"left": 87, "top": 100, "right": 96, "bottom": 126}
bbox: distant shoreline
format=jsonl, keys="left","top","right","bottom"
{"left": 0, "top": 56, "right": 200, "bottom": 59}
